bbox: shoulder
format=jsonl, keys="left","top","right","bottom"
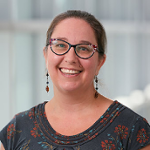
{"left": 13, "top": 101, "right": 46, "bottom": 123}
{"left": 114, "top": 101, "right": 148, "bottom": 125}
{"left": 116, "top": 101, "right": 150, "bottom": 149}
{"left": 119, "top": 104, "right": 150, "bottom": 135}
{"left": 101, "top": 101, "right": 150, "bottom": 149}
{"left": 0, "top": 102, "right": 46, "bottom": 149}
{"left": 110, "top": 101, "right": 150, "bottom": 138}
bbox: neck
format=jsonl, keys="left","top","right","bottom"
{"left": 47, "top": 86, "right": 98, "bottom": 115}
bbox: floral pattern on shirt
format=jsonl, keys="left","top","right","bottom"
{"left": 1, "top": 101, "right": 150, "bottom": 150}
{"left": 101, "top": 119, "right": 150, "bottom": 149}
{"left": 137, "top": 128, "right": 149, "bottom": 143}
{"left": 101, "top": 140, "right": 116, "bottom": 150}
{"left": 7, "top": 123, "right": 22, "bottom": 140}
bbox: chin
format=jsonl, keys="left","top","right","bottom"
{"left": 59, "top": 84, "right": 81, "bottom": 93}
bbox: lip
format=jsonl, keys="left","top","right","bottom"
{"left": 59, "top": 68, "right": 82, "bottom": 77}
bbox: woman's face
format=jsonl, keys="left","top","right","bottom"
{"left": 44, "top": 18, "right": 105, "bottom": 94}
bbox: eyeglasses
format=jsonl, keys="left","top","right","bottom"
{"left": 47, "top": 38, "right": 100, "bottom": 59}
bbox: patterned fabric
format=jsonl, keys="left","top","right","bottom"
{"left": 0, "top": 100, "right": 150, "bottom": 150}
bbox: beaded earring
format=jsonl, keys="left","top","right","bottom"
{"left": 46, "top": 72, "right": 49, "bottom": 93}
{"left": 95, "top": 76, "right": 98, "bottom": 98}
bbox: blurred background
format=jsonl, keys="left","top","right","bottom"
{"left": 0, "top": 0, "right": 150, "bottom": 130}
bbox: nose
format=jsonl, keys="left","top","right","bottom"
{"left": 64, "top": 47, "right": 78, "bottom": 63}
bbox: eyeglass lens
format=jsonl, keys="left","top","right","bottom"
{"left": 50, "top": 39, "right": 94, "bottom": 59}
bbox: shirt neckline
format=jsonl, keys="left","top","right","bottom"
{"left": 35, "top": 100, "right": 125, "bottom": 146}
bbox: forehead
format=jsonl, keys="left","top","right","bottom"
{"left": 51, "top": 18, "right": 96, "bottom": 43}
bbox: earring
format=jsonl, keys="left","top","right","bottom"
{"left": 95, "top": 76, "right": 98, "bottom": 98}
{"left": 46, "top": 72, "right": 49, "bottom": 93}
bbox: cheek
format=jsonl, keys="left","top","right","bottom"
{"left": 83, "top": 60, "right": 98, "bottom": 76}
{"left": 47, "top": 53, "right": 61, "bottom": 74}
{"left": 47, "top": 50, "right": 61, "bottom": 64}
{"left": 89, "top": 58, "right": 101, "bottom": 76}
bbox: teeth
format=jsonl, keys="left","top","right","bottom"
{"left": 61, "top": 69, "right": 80, "bottom": 74}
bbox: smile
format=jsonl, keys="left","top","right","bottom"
{"left": 60, "top": 68, "right": 81, "bottom": 74}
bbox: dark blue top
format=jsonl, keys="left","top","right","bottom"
{"left": 0, "top": 100, "right": 150, "bottom": 150}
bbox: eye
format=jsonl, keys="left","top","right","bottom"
{"left": 77, "top": 45, "right": 92, "bottom": 52}
{"left": 79, "top": 47, "right": 88, "bottom": 51}
{"left": 56, "top": 44, "right": 65, "bottom": 48}
{"left": 53, "top": 41, "right": 67, "bottom": 49}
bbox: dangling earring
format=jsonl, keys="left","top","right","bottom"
{"left": 46, "top": 71, "right": 49, "bottom": 93}
{"left": 95, "top": 76, "right": 98, "bottom": 98}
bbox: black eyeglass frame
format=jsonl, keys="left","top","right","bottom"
{"left": 46, "top": 38, "right": 102, "bottom": 59}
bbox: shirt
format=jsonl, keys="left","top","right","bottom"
{"left": 0, "top": 100, "right": 150, "bottom": 150}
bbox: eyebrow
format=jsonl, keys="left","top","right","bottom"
{"left": 54, "top": 37, "right": 92, "bottom": 45}
{"left": 55, "top": 37, "right": 68, "bottom": 41}
{"left": 79, "top": 40, "right": 92, "bottom": 45}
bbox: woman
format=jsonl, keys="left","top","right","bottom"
{"left": 0, "top": 10, "right": 150, "bottom": 150}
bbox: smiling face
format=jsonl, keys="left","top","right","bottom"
{"left": 44, "top": 18, "right": 106, "bottom": 95}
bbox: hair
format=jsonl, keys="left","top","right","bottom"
{"left": 46, "top": 10, "right": 107, "bottom": 57}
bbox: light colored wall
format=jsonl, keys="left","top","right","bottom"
{"left": 0, "top": 0, "right": 150, "bottom": 130}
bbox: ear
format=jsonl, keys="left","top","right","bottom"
{"left": 43, "top": 47, "right": 48, "bottom": 68}
{"left": 95, "top": 54, "right": 106, "bottom": 75}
